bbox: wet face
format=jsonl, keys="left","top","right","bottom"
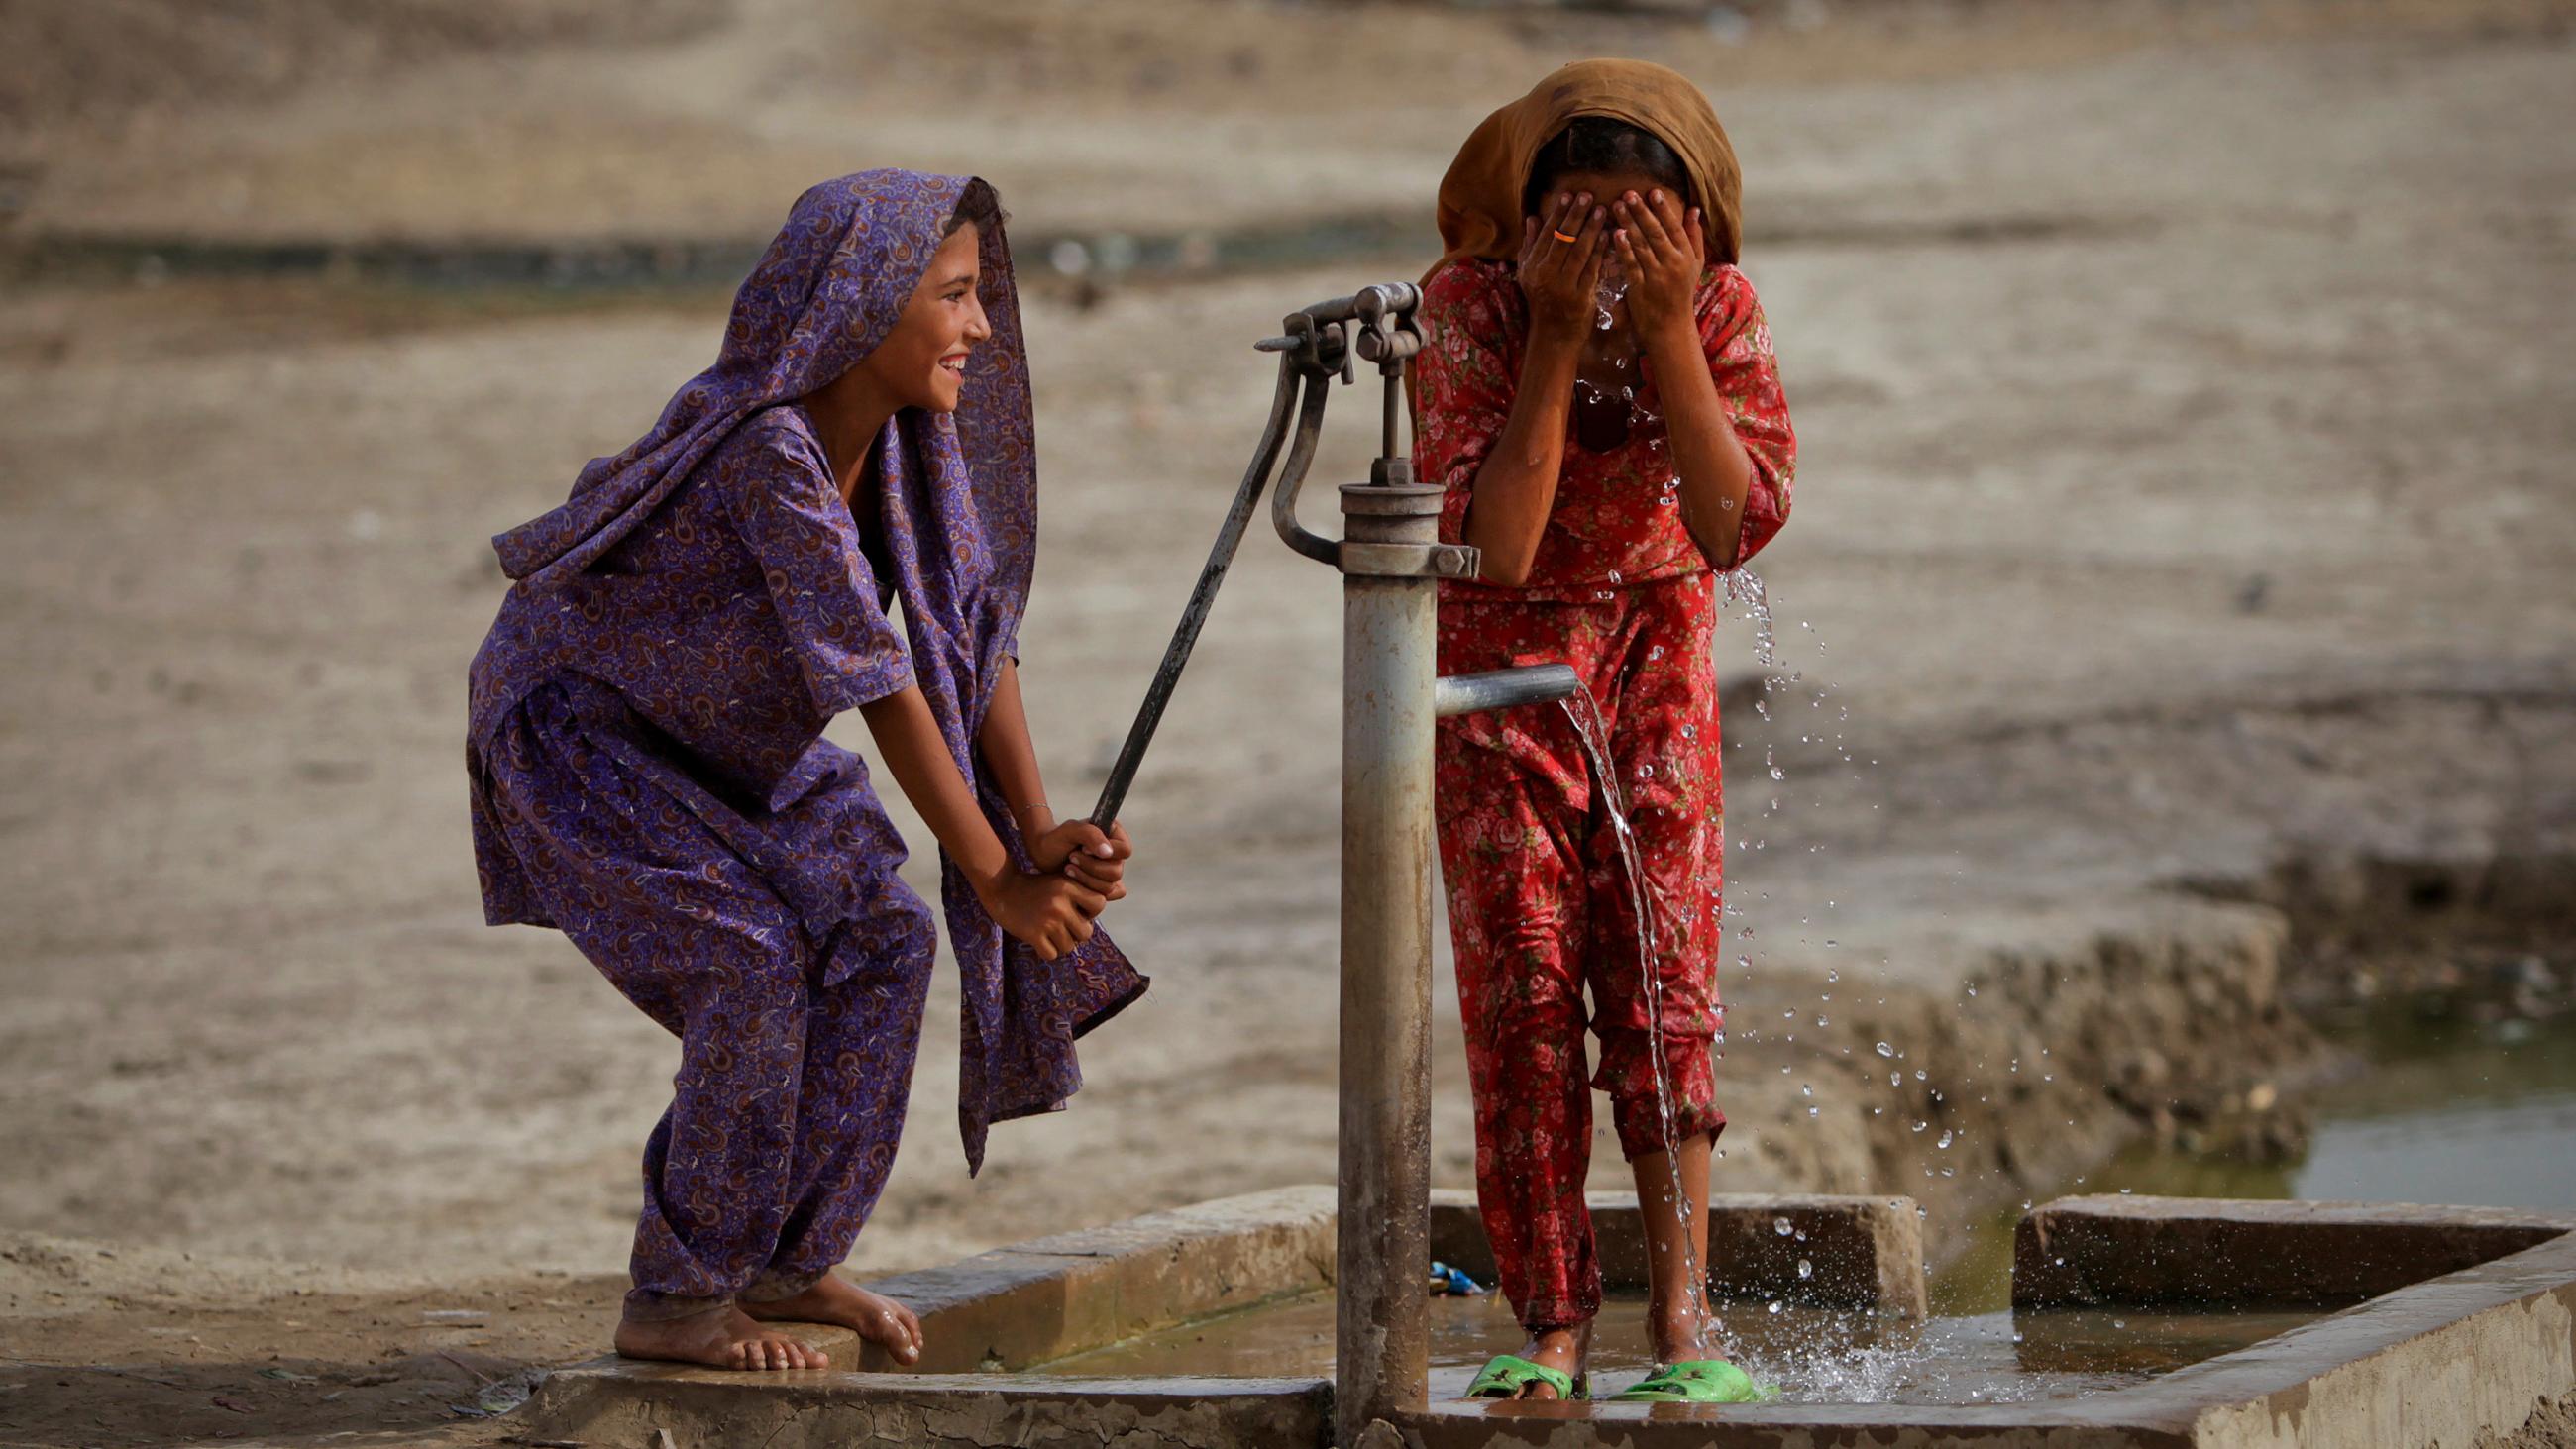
{"left": 1530, "top": 166, "right": 1681, "bottom": 344}
{"left": 856, "top": 223, "right": 991, "bottom": 413}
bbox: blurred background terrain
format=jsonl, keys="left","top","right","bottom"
{"left": 2, "top": 0, "right": 2572, "bottom": 1441}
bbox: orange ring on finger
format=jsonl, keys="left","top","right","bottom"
{"left": 1551, "top": 229, "right": 1580, "bottom": 244}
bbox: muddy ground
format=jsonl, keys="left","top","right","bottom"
{"left": 2, "top": 0, "right": 2572, "bottom": 1443}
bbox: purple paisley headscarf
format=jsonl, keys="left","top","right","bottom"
{"left": 494, "top": 169, "right": 1143, "bottom": 1173}
{"left": 493, "top": 168, "right": 1035, "bottom": 607}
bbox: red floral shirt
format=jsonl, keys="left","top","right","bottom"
{"left": 1415, "top": 258, "right": 1795, "bottom": 600}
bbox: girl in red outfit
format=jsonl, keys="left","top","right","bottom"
{"left": 1416, "top": 60, "right": 1795, "bottom": 1403}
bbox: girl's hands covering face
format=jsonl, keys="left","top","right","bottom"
{"left": 1517, "top": 190, "right": 1608, "bottom": 342}
{"left": 1611, "top": 188, "right": 1706, "bottom": 346}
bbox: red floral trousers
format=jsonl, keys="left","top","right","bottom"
{"left": 1434, "top": 574, "right": 1728, "bottom": 1333}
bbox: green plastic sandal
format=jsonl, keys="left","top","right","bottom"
{"left": 1610, "top": 1360, "right": 1778, "bottom": 1403}
{"left": 1464, "top": 1353, "right": 1590, "bottom": 1400}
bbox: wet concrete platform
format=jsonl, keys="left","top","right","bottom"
{"left": 523, "top": 1190, "right": 2576, "bottom": 1448}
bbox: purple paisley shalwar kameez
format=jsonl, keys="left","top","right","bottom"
{"left": 467, "top": 170, "right": 1145, "bottom": 1321}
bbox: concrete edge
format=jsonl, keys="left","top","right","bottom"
{"left": 1395, "top": 1397, "right": 2186, "bottom": 1448}
{"left": 1429, "top": 1189, "right": 1930, "bottom": 1319}
{"left": 527, "top": 1368, "right": 1333, "bottom": 1448}
{"left": 2014, "top": 1193, "right": 2576, "bottom": 1308}
{"left": 2148, "top": 1231, "right": 2576, "bottom": 1447}
{"left": 856, "top": 1183, "right": 1337, "bottom": 1372}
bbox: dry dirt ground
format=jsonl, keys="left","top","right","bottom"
{"left": 2, "top": 1, "right": 2573, "bottom": 1443}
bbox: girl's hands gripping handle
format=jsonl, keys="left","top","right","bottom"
{"left": 861, "top": 680, "right": 1123, "bottom": 964}
{"left": 1031, "top": 818, "right": 1131, "bottom": 902}
{"left": 983, "top": 870, "right": 1106, "bottom": 963}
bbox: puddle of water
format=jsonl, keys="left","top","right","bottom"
{"left": 1934, "top": 999, "right": 2576, "bottom": 1313}
{"left": 2285, "top": 996, "right": 2576, "bottom": 1208}
{"left": 1033, "top": 1290, "right": 2317, "bottom": 1404}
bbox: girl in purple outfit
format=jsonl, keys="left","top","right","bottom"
{"left": 468, "top": 171, "right": 1147, "bottom": 1372}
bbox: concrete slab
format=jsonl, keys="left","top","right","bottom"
{"left": 527, "top": 1185, "right": 1922, "bottom": 1440}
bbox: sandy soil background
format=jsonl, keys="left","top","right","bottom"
{"left": 2, "top": 0, "right": 2572, "bottom": 1442}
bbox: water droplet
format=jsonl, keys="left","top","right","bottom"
{"left": 1772, "top": 1216, "right": 1793, "bottom": 1237}
{"left": 1910, "top": 1120, "right": 1928, "bottom": 1133}
{"left": 1936, "top": 1130, "right": 1955, "bottom": 1149}
{"left": 1875, "top": 1042, "right": 1894, "bottom": 1058}
{"left": 1796, "top": 1259, "right": 1813, "bottom": 1280}
{"left": 1608, "top": 569, "right": 1624, "bottom": 584}
{"left": 1806, "top": 1105, "right": 1819, "bottom": 1117}
{"left": 1765, "top": 1300, "right": 1783, "bottom": 1315}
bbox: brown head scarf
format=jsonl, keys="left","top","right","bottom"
{"left": 1432, "top": 58, "right": 1742, "bottom": 276}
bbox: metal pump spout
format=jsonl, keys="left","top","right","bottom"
{"left": 1435, "top": 663, "right": 1583, "bottom": 718}
{"left": 1084, "top": 281, "right": 1583, "bottom": 1446}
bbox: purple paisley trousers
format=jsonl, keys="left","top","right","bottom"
{"left": 479, "top": 676, "right": 937, "bottom": 1319}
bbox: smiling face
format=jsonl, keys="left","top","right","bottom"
{"left": 855, "top": 222, "right": 991, "bottom": 413}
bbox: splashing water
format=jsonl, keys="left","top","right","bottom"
{"left": 1723, "top": 567, "right": 1779, "bottom": 670}
{"left": 1593, "top": 275, "right": 1630, "bottom": 332}
{"left": 1553, "top": 565, "right": 1975, "bottom": 1379}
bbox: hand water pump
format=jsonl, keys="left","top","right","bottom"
{"left": 1089, "top": 283, "right": 1578, "bottom": 1445}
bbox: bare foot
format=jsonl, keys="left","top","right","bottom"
{"left": 1646, "top": 1299, "right": 1723, "bottom": 1365}
{"left": 1511, "top": 1323, "right": 1591, "bottom": 1400}
{"left": 743, "top": 1273, "right": 923, "bottom": 1366}
{"left": 613, "top": 1306, "right": 830, "bottom": 1372}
